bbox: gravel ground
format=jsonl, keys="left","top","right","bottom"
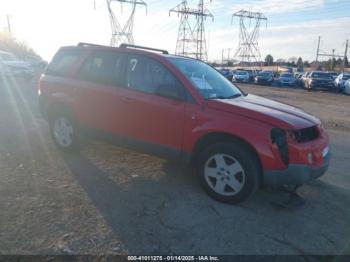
{"left": 0, "top": 78, "right": 349, "bottom": 255}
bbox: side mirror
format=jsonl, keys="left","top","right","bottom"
{"left": 155, "top": 84, "right": 183, "bottom": 100}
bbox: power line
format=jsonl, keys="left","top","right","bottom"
{"left": 169, "top": 0, "right": 213, "bottom": 61}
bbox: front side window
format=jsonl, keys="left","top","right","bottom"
{"left": 168, "top": 57, "right": 242, "bottom": 100}
{"left": 126, "top": 55, "right": 184, "bottom": 100}
{"left": 78, "top": 50, "right": 123, "bottom": 85}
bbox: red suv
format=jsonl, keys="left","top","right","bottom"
{"left": 39, "top": 43, "right": 330, "bottom": 204}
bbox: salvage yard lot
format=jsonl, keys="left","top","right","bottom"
{"left": 0, "top": 79, "right": 350, "bottom": 255}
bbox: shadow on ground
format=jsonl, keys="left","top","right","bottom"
{"left": 63, "top": 150, "right": 350, "bottom": 255}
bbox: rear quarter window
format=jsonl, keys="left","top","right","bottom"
{"left": 77, "top": 50, "right": 124, "bottom": 86}
{"left": 46, "top": 49, "right": 82, "bottom": 76}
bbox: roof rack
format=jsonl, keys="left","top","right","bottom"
{"left": 119, "top": 43, "right": 169, "bottom": 54}
{"left": 77, "top": 42, "right": 107, "bottom": 48}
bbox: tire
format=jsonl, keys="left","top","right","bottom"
{"left": 307, "top": 84, "right": 312, "bottom": 92}
{"left": 197, "top": 142, "right": 260, "bottom": 204}
{"left": 49, "top": 109, "right": 79, "bottom": 153}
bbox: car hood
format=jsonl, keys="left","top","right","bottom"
{"left": 206, "top": 94, "right": 320, "bottom": 129}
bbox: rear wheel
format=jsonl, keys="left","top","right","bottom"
{"left": 197, "top": 143, "right": 260, "bottom": 204}
{"left": 49, "top": 110, "right": 79, "bottom": 152}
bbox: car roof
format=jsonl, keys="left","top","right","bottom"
{"left": 58, "top": 43, "right": 205, "bottom": 67}
{"left": 60, "top": 43, "right": 190, "bottom": 60}
{"left": 0, "top": 50, "right": 14, "bottom": 55}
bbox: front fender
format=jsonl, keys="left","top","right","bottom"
{"left": 184, "top": 111, "right": 286, "bottom": 171}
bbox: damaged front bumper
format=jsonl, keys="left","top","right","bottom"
{"left": 264, "top": 151, "right": 330, "bottom": 185}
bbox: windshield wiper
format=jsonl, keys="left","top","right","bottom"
{"left": 206, "top": 94, "right": 242, "bottom": 100}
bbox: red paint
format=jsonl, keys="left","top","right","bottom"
{"left": 39, "top": 45, "right": 330, "bottom": 173}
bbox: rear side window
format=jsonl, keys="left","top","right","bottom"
{"left": 46, "top": 49, "right": 82, "bottom": 76}
{"left": 78, "top": 50, "right": 123, "bottom": 85}
{"left": 126, "top": 55, "right": 184, "bottom": 99}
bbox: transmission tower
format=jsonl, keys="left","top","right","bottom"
{"left": 232, "top": 10, "right": 267, "bottom": 67}
{"left": 107, "top": 0, "right": 147, "bottom": 46}
{"left": 170, "top": 0, "right": 213, "bottom": 61}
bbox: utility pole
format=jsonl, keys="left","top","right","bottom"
{"left": 316, "top": 36, "right": 321, "bottom": 65}
{"left": 221, "top": 49, "right": 224, "bottom": 65}
{"left": 6, "top": 14, "right": 11, "bottom": 34}
{"left": 342, "top": 40, "right": 348, "bottom": 72}
{"left": 106, "top": 0, "right": 147, "bottom": 46}
{"left": 315, "top": 36, "right": 344, "bottom": 71}
{"left": 232, "top": 10, "right": 267, "bottom": 68}
{"left": 170, "top": 0, "right": 213, "bottom": 61}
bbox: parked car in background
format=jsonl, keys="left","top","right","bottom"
{"left": 217, "top": 68, "right": 233, "bottom": 81}
{"left": 333, "top": 73, "right": 350, "bottom": 92}
{"left": 278, "top": 73, "right": 297, "bottom": 87}
{"left": 38, "top": 43, "right": 330, "bottom": 204}
{"left": 304, "top": 71, "right": 333, "bottom": 91}
{"left": 0, "top": 50, "right": 35, "bottom": 79}
{"left": 26, "top": 56, "right": 48, "bottom": 70}
{"left": 344, "top": 79, "right": 350, "bottom": 95}
{"left": 245, "top": 69, "right": 257, "bottom": 82}
{"left": 301, "top": 72, "right": 311, "bottom": 88}
{"left": 296, "top": 73, "right": 304, "bottom": 86}
{"left": 254, "top": 71, "right": 274, "bottom": 85}
{"left": 328, "top": 71, "right": 338, "bottom": 80}
{"left": 232, "top": 70, "right": 250, "bottom": 83}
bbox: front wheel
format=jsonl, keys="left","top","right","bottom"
{"left": 197, "top": 143, "right": 260, "bottom": 204}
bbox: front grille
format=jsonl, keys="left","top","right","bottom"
{"left": 294, "top": 126, "right": 319, "bottom": 143}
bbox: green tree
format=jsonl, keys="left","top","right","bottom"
{"left": 265, "top": 54, "right": 274, "bottom": 66}
{"left": 296, "top": 57, "right": 303, "bottom": 68}
{"left": 0, "top": 32, "right": 41, "bottom": 59}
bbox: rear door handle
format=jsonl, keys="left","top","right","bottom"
{"left": 121, "top": 97, "right": 133, "bottom": 102}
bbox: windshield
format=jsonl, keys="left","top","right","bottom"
{"left": 258, "top": 72, "right": 272, "bottom": 77}
{"left": 0, "top": 53, "right": 16, "bottom": 61}
{"left": 168, "top": 57, "right": 242, "bottom": 99}
{"left": 312, "top": 72, "right": 331, "bottom": 79}
{"left": 342, "top": 74, "right": 350, "bottom": 80}
{"left": 281, "top": 73, "right": 293, "bottom": 78}
{"left": 235, "top": 71, "right": 248, "bottom": 75}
